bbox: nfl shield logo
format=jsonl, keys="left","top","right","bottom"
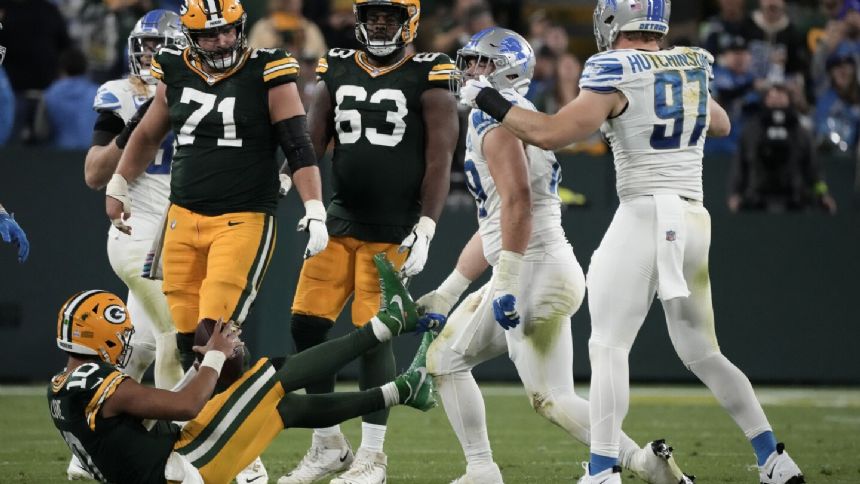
{"left": 665, "top": 230, "right": 676, "bottom": 242}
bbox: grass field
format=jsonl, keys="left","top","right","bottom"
{"left": 1, "top": 384, "right": 858, "bottom": 483}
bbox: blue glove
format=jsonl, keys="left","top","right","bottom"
{"left": 0, "top": 212, "right": 29, "bottom": 263}
{"left": 417, "top": 312, "right": 447, "bottom": 333}
{"left": 492, "top": 293, "right": 520, "bottom": 330}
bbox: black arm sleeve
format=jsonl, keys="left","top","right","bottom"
{"left": 91, "top": 111, "right": 125, "bottom": 146}
{"left": 274, "top": 115, "right": 318, "bottom": 174}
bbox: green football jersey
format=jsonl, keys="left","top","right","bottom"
{"left": 317, "top": 48, "right": 456, "bottom": 243}
{"left": 151, "top": 47, "right": 300, "bottom": 216}
{"left": 48, "top": 361, "right": 179, "bottom": 484}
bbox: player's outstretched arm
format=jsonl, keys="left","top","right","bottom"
{"left": 85, "top": 99, "right": 154, "bottom": 190}
{"left": 101, "top": 320, "right": 242, "bottom": 421}
{"left": 708, "top": 97, "right": 731, "bottom": 137}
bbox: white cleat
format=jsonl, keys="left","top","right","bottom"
{"left": 759, "top": 443, "right": 805, "bottom": 484}
{"left": 576, "top": 463, "right": 622, "bottom": 484}
{"left": 330, "top": 448, "right": 387, "bottom": 484}
{"left": 236, "top": 456, "right": 268, "bottom": 484}
{"left": 449, "top": 462, "right": 504, "bottom": 483}
{"left": 67, "top": 455, "right": 94, "bottom": 481}
{"left": 277, "top": 434, "right": 354, "bottom": 484}
{"left": 630, "top": 440, "right": 694, "bottom": 484}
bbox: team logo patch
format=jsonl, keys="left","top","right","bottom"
{"left": 104, "top": 304, "right": 128, "bottom": 324}
{"left": 665, "top": 230, "right": 676, "bottom": 242}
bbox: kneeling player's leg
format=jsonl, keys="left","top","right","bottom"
{"left": 427, "top": 283, "right": 508, "bottom": 470}
{"left": 161, "top": 205, "right": 208, "bottom": 371}
{"left": 662, "top": 205, "right": 774, "bottom": 465}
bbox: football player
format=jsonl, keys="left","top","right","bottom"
{"left": 78, "top": 10, "right": 187, "bottom": 480}
{"left": 104, "top": 0, "right": 326, "bottom": 401}
{"left": 459, "top": 2, "right": 805, "bottom": 483}
{"left": 280, "top": 1, "right": 458, "bottom": 483}
{"left": 421, "top": 27, "right": 691, "bottom": 484}
{"left": 48, "top": 256, "right": 435, "bottom": 484}
{"left": 0, "top": 24, "right": 29, "bottom": 264}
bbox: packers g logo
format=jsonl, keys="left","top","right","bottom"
{"left": 104, "top": 305, "right": 128, "bottom": 324}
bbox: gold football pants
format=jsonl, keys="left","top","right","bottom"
{"left": 291, "top": 236, "right": 406, "bottom": 325}
{"left": 162, "top": 205, "right": 276, "bottom": 333}
{"left": 174, "top": 358, "right": 284, "bottom": 484}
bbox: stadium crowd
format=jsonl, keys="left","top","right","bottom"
{"left": 0, "top": 0, "right": 857, "bottom": 213}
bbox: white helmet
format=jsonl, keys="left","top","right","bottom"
{"left": 593, "top": 0, "right": 671, "bottom": 52}
{"left": 454, "top": 27, "right": 535, "bottom": 97}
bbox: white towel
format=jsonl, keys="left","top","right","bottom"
{"left": 654, "top": 194, "right": 690, "bottom": 300}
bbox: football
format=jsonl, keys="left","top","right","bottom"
{"left": 194, "top": 318, "right": 246, "bottom": 388}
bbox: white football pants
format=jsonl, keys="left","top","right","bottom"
{"left": 587, "top": 196, "right": 771, "bottom": 458}
{"left": 427, "top": 244, "right": 644, "bottom": 470}
{"left": 107, "top": 233, "right": 183, "bottom": 389}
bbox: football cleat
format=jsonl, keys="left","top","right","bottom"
{"left": 759, "top": 443, "right": 804, "bottom": 484}
{"left": 277, "top": 433, "right": 354, "bottom": 484}
{"left": 330, "top": 448, "right": 387, "bottom": 484}
{"left": 576, "top": 463, "right": 622, "bottom": 484}
{"left": 630, "top": 440, "right": 695, "bottom": 484}
{"left": 66, "top": 455, "right": 93, "bottom": 480}
{"left": 395, "top": 367, "right": 437, "bottom": 411}
{"left": 450, "top": 462, "right": 504, "bottom": 484}
{"left": 373, "top": 253, "right": 419, "bottom": 335}
{"left": 236, "top": 456, "right": 268, "bottom": 484}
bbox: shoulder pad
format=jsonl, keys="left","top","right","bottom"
{"left": 93, "top": 81, "right": 123, "bottom": 112}
{"left": 579, "top": 52, "right": 625, "bottom": 93}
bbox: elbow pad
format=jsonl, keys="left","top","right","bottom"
{"left": 274, "top": 115, "right": 317, "bottom": 174}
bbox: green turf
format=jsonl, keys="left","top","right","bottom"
{"left": 2, "top": 385, "right": 858, "bottom": 483}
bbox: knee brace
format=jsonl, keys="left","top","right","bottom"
{"left": 291, "top": 314, "right": 334, "bottom": 352}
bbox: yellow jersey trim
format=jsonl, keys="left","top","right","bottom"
{"left": 85, "top": 370, "right": 127, "bottom": 431}
{"left": 182, "top": 48, "right": 251, "bottom": 85}
{"left": 354, "top": 51, "right": 414, "bottom": 78}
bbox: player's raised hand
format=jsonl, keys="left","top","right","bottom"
{"left": 399, "top": 216, "right": 436, "bottom": 276}
{"left": 459, "top": 75, "right": 493, "bottom": 108}
{"left": 297, "top": 199, "right": 328, "bottom": 258}
{"left": 105, "top": 174, "right": 132, "bottom": 235}
{"left": 0, "top": 210, "right": 29, "bottom": 263}
{"left": 491, "top": 250, "right": 523, "bottom": 330}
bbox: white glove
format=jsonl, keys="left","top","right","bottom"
{"left": 492, "top": 250, "right": 523, "bottom": 330}
{"left": 398, "top": 216, "right": 436, "bottom": 276}
{"left": 105, "top": 173, "right": 132, "bottom": 233}
{"left": 278, "top": 173, "right": 293, "bottom": 198}
{"left": 297, "top": 199, "right": 328, "bottom": 259}
{"left": 416, "top": 268, "right": 472, "bottom": 316}
{"left": 458, "top": 75, "right": 492, "bottom": 108}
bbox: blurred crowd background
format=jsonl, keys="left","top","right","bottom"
{"left": 1, "top": 0, "right": 859, "bottom": 214}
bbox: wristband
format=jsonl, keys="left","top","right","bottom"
{"left": 475, "top": 88, "right": 514, "bottom": 122}
{"left": 200, "top": 351, "right": 227, "bottom": 374}
{"left": 415, "top": 216, "right": 437, "bottom": 241}
{"left": 495, "top": 250, "right": 524, "bottom": 294}
{"left": 304, "top": 199, "right": 326, "bottom": 220}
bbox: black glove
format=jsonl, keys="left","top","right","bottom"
{"left": 116, "top": 98, "right": 154, "bottom": 149}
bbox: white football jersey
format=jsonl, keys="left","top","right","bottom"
{"left": 94, "top": 79, "right": 173, "bottom": 241}
{"left": 465, "top": 89, "right": 567, "bottom": 266}
{"left": 579, "top": 46, "right": 715, "bottom": 202}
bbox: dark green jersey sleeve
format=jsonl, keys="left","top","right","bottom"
{"left": 257, "top": 48, "right": 300, "bottom": 88}
{"left": 48, "top": 362, "right": 177, "bottom": 484}
{"left": 420, "top": 52, "right": 457, "bottom": 91}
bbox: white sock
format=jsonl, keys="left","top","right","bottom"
{"left": 436, "top": 372, "right": 494, "bottom": 466}
{"left": 313, "top": 425, "right": 342, "bottom": 439}
{"left": 688, "top": 352, "right": 772, "bottom": 439}
{"left": 588, "top": 340, "right": 630, "bottom": 459}
{"left": 380, "top": 382, "right": 400, "bottom": 408}
{"left": 360, "top": 422, "right": 387, "bottom": 453}
{"left": 154, "top": 331, "right": 183, "bottom": 389}
{"left": 124, "top": 341, "right": 155, "bottom": 382}
{"left": 370, "top": 317, "right": 393, "bottom": 342}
